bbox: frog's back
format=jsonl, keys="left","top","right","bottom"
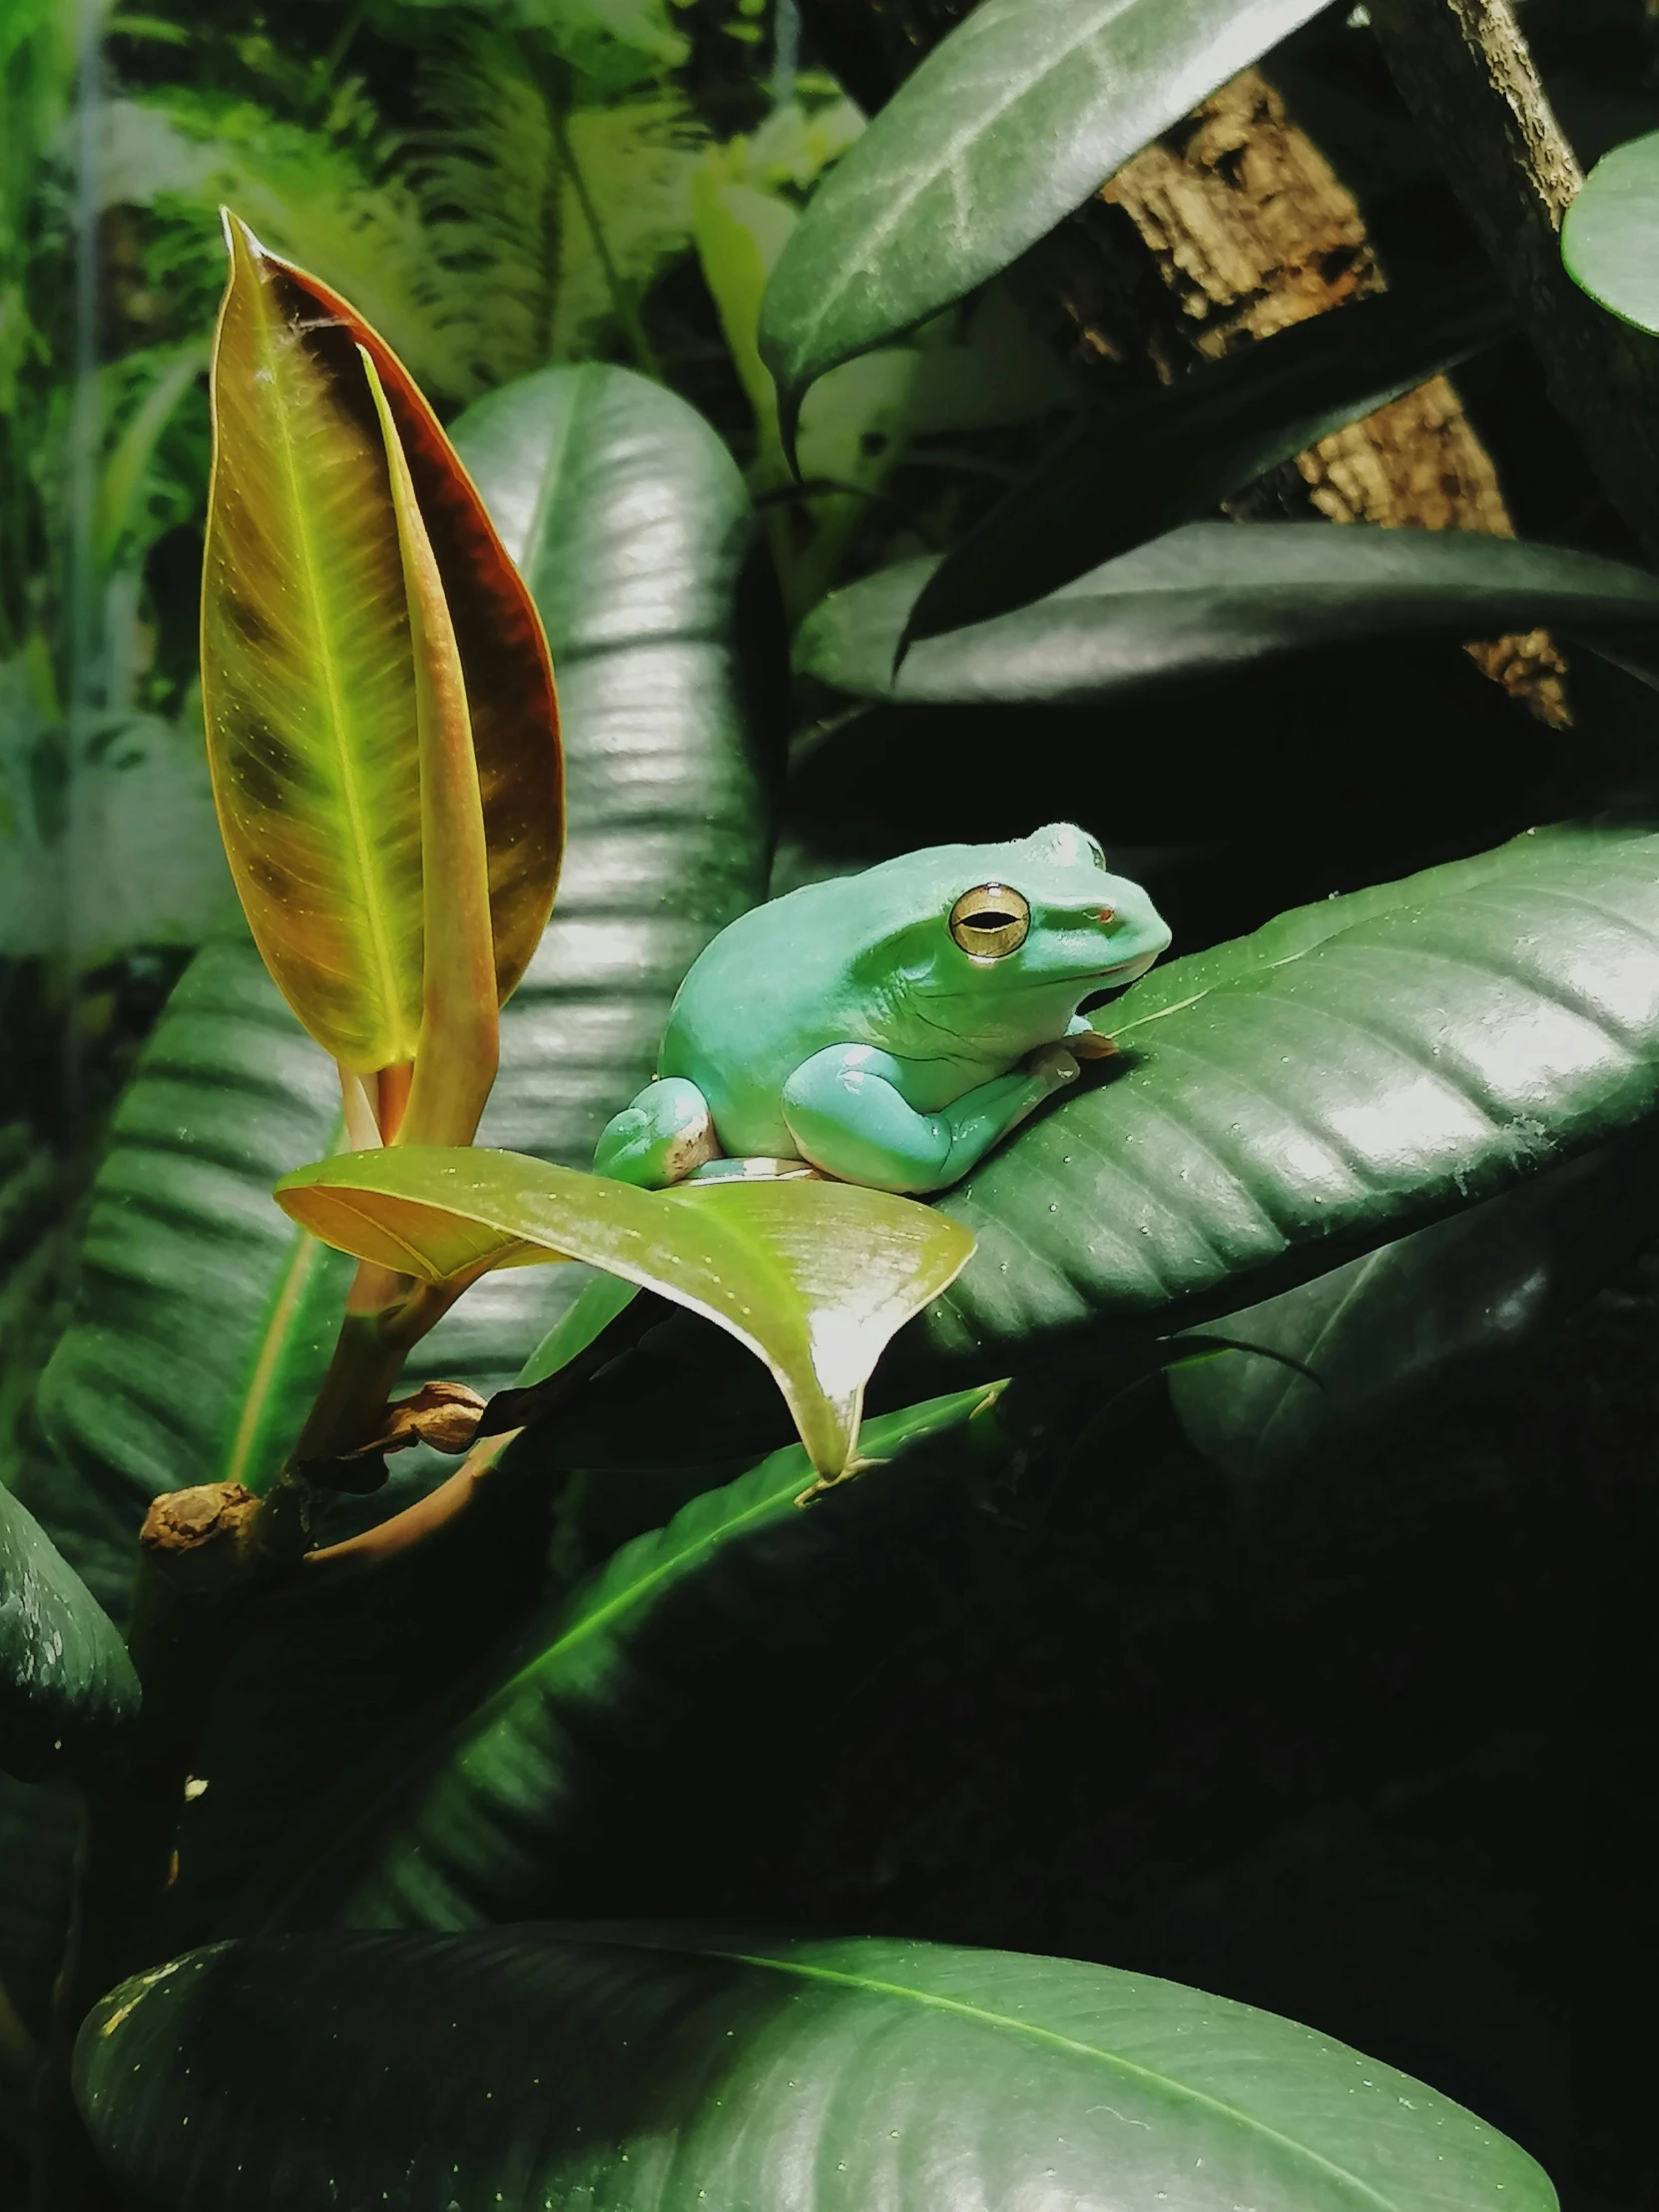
{"left": 657, "top": 875, "right": 889, "bottom": 1154}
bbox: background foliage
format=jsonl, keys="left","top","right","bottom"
{"left": 8, "top": 0, "right": 1659, "bottom": 2206}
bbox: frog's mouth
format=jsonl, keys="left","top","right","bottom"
{"left": 1076, "top": 947, "right": 1161, "bottom": 1003}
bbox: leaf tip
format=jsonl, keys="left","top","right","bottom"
{"left": 219, "top": 207, "right": 267, "bottom": 267}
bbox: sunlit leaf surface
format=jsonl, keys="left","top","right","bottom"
{"left": 276, "top": 1147, "right": 975, "bottom": 1473}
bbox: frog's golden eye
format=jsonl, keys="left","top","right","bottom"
{"left": 949, "top": 882, "right": 1031, "bottom": 960}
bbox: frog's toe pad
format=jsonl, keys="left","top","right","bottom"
{"left": 594, "top": 1077, "right": 719, "bottom": 1188}
{"left": 1068, "top": 1028, "right": 1118, "bottom": 1061}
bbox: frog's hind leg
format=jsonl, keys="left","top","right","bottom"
{"left": 594, "top": 1077, "right": 720, "bottom": 1188}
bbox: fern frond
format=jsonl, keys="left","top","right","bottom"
{"left": 108, "top": 89, "right": 493, "bottom": 402}
{"left": 403, "top": 26, "right": 565, "bottom": 385}
{"left": 404, "top": 26, "right": 706, "bottom": 377}
{"left": 552, "top": 95, "right": 705, "bottom": 361}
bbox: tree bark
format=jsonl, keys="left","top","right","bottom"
{"left": 1096, "top": 68, "right": 1563, "bottom": 723}
{"left": 801, "top": 0, "right": 1568, "bottom": 723}
{"left": 1368, "top": 0, "right": 1659, "bottom": 569}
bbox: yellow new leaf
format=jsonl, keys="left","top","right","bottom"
{"left": 275, "top": 1146, "right": 976, "bottom": 1476}
{"left": 202, "top": 216, "right": 562, "bottom": 1078}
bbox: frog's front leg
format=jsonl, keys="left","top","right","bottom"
{"left": 594, "top": 1076, "right": 720, "bottom": 1189}
{"left": 780, "top": 1043, "right": 1077, "bottom": 1196}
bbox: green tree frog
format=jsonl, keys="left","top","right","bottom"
{"left": 594, "top": 823, "right": 1172, "bottom": 1196}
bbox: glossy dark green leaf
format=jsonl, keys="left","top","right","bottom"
{"left": 76, "top": 1922, "right": 1553, "bottom": 2212}
{"left": 253, "top": 1387, "right": 1004, "bottom": 1932}
{"left": 1562, "top": 129, "right": 1659, "bottom": 334}
{"left": 33, "top": 933, "right": 351, "bottom": 1542}
{"left": 759, "top": 0, "right": 1336, "bottom": 434}
{"left": 0, "top": 1767, "right": 80, "bottom": 2031}
{"left": 1169, "top": 1124, "right": 1659, "bottom": 1494}
{"left": 902, "top": 275, "right": 1512, "bottom": 649}
{"left": 450, "top": 362, "right": 770, "bottom": 1172}
{"left": 800, "top": 522, "right": 1659, "bottom": 706}
{"left": 0, "top": 1479, "right": 138, "bottom": 1780}
{"left": 915, "top": 823, "right": 1659, "bottom": 1373}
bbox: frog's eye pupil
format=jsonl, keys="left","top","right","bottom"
{"left": 949, "top": 883, "right": 1032, "bottom": 960}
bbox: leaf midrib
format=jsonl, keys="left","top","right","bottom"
{"left": 253, "top": 276, "right": 406, "bottom": 1053}
{"left": 785, "top": 0, "right": 1137, "bottom": 357}
{"left": 341, "top": 1399, "right": 992, "bottom": 1919}
{"left": 705, "top": 1945, "right": 1407, "bottom": 2212}
{"left": 431, "top": 1447, "right": 810, "bottom": 1735}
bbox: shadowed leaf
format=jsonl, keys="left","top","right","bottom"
{"left": 801, "top": 522, "right": 1659, "bottom": 706}
{"left": 253, "top": 1385, "right": 1004, "bottom": 1932}
{"left": 1169, "top": 1124, "right": 1659, "bottom": 1496}
{"left": 75, "top": 1922, "right": 1553, "bottom": 2212}
{"left": 901, "top": 274, "right": 1512, "bottom": 649}
{"left": 1, "top": 1483, "right": 139, "bottom": 1781}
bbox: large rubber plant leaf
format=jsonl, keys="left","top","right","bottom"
{"left": 758, "top": 0, "right": 1337, "bottom": 438}
{"left": 75, "top": 1922, "right": 1553, "bottom": 2212}
{"left": 202, "top": 215, "right": 560, "bottom": 1072}
{"left": 800, "top": 522, "right": 1659, "bottom": 706}
{"left": 1562, "top": 129, "right": 1659, "bottom": 334}
{"left": 917, "top": 822, "right": 1659, "bottom": 1371}
{"left": 276, "top": 1148, "right": 975, "bottom": 1475}
{"left": 31, "top": 934, "right": 350, "bottom": 1561}
{"left": 1170, "top": 1123, "right": 1659, "bottom": 1495}
{"left": 249, "top": 1384, "right": 1005, "bottom": 1933}
{"left": 901, "top": 273, "right": 1513, "bottom": 649}
{"left": 0, "top": 1480, "right": 139, "bottom": 1782}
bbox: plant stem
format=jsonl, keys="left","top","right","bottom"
{"left": 1368, "top": 0, "right": 1659, "bottom": 563}
{"left": 548, "top": 96, "right": 663, "bottom": 381}
{"left": 293, "top": 1290, "right": 669, "bottom": 1586}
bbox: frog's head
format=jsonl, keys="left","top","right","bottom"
{"left": 866, "top": 822, "right": 1173, "bottom": 1059}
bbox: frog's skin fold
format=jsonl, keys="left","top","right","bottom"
{"left": 594, "top": 823, "right": 1173, "bottom": 1196}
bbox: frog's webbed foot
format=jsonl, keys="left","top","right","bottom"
{"left": 594, "top": 1077, "right": 719, "bottom": 1189}
{"left": 1062, "top": 1017, "right": 1118, "bottom": 1061}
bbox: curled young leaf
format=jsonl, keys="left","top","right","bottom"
{"left": 358, "top": 347, "right": 497, "bottom": 1147}
{"left": 202, "top": 215, "right": 561, "bottom": 1076}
